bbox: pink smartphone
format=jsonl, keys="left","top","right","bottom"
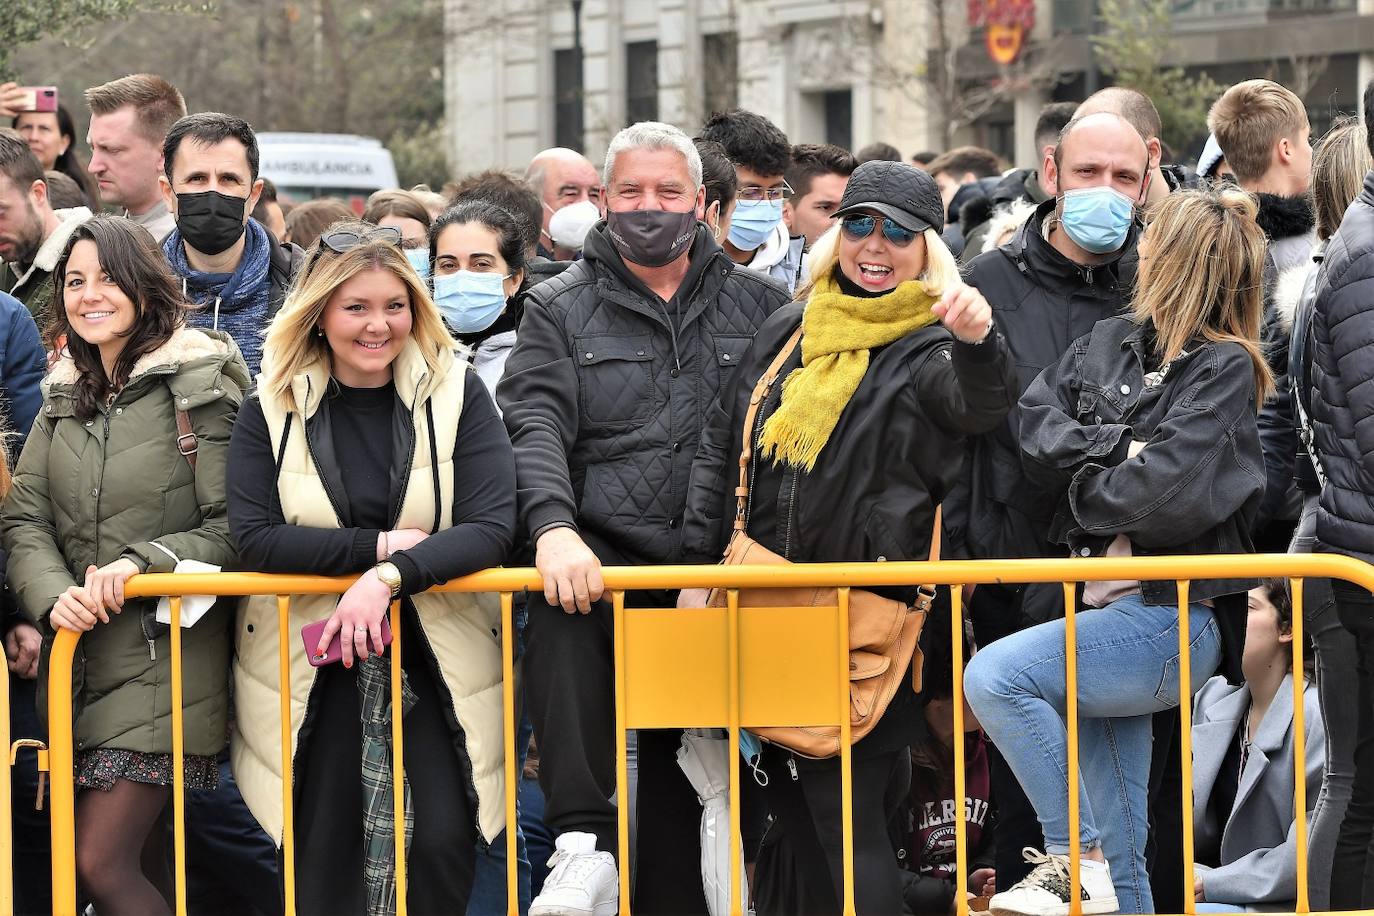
{"left": 15, "top": 87, "right": 58, "bottom": 113}
{"left": 302, "top": 616, "right": 392, "bottom": 667}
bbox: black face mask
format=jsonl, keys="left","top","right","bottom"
{"left": 604, "top": 208, "right": 697, "bottom": 267}
{"left": 175, "top": 190, "right": 248, "bottom": 255}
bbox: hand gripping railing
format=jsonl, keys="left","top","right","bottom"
{"left": 41, "top": 554, "right": 1374, "bottom": 916}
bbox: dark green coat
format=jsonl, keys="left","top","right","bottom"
{"left": 2, "top": 328, "right": 249, "bottom": 756}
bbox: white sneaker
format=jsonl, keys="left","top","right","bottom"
{"left": 989, "top": 847, "right": 1119, "bottom": 916}
{"left": 529, "top": 831, "right": 619, "bottom": 916}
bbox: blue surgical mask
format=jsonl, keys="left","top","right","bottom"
{"left": 432, "top": 270, "right": 509, "bottom": 334}
{"left": 727, "top": 198, "right": 784, "bottom": 251}
{"left": 404, "top": 248, "right": 431, "bottom": 280}
{"left": 1059, "top": 186, "right": 1136, "bottom": 255}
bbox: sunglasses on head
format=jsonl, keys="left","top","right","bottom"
{"left": 839, "top": 214, "right": 919, "bottom": 247}
{"left": 307, "top": 225, "right": 404, "bottom": 271}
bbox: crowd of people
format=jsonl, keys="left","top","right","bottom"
{"left": 0, "top": 67, "right": 1368, "bottom": 916}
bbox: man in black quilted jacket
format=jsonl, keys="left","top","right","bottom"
{"left": 498, "top": 120, "right": 788, "bottom": 916}
{"left": 1308, "top": 78, "right": 1374, "bottom": 913}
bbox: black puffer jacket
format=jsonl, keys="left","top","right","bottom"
{"left": 948, "top": 199, "right": 1139, "bottom": 566}
{"left": 497, "top": 222, "right": 788, "bottom": 561}
{"left": 1310, "top": 172, "right": 1374, "bottom": 563}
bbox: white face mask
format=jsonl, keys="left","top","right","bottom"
{"left": 548, "top": 199, "right": 601, "bottom": 251}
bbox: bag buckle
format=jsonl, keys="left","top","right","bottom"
{"left": 913, "top": 585, "right": 938, "bottom": 612}
{"left": 177, "top": 433, "right": 199, "bottom": 457}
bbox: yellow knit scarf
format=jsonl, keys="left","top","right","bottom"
{"left": 758, "top": 272, "right": 940, "bottom": 471}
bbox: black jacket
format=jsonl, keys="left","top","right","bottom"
{"left": 1253, "top": 194, "right": 1317, "bottom": 533}
{"left": 948, "top": 200, "right": 1139, "bottom": 568}
{"left": 960, "top": 169, "right": 1051, "bottom": 263}
{"left": 1019, "top": 316, "right": 1263, "bottom": 682}
{"left": 266, "top": 235, "right": 305, "bottom": 319}
{"left": 1310, "top": 172, "right": 1374, "bottom": 563}
{"left": 681, "top": 297, "right": 1014, "bottom": 754}
{"left": 497, "top": 223, "right": 788, "bottom": 562}
{"left": 682, "top": 301, "right": 1015, "bottom": 582}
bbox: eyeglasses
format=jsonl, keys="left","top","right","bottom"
{"left": 736, "top": 179, "right": 793, "bottom": 203}
{"left": 839, "top": 214, "right": 919, "bottom": 247}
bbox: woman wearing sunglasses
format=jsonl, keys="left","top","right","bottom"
{"left": 680, "top": 160, "right": 1016, "bottom": 914}
{"left": 225, "top": 220, "right": 516, "bottom": 914}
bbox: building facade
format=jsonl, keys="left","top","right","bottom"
{"left": 442, "top": 0, "right": 936, "bottom": 172}
{"left": 443, "top": 0, "right": 1374, "bottom": 174}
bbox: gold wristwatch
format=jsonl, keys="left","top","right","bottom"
{"left": 374, "top": 561, "right": 403, "bottom": 597}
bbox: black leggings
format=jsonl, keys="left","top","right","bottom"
{"left": 1331, "top": 579, "right": 1374, "bottom": 910}
{"left": 294, "top": 640, "right": 478, "bottom": 916}
{"left": 754, "top": 744, "right": 909, "bottom": 915}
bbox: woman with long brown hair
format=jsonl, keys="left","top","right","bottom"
{"left": 965, "top": 187, "right": 1272, "bottom": 916}
{"left": 2, "top": 214, "right": 249, "bottom": 914}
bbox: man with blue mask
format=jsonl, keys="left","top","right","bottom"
{"left": 500, "top": 121, "right": 788, "bottom": 916}
{"left": 698, "top": 108, "right": 805, "bottom": 293}
{"left": 948, "top": 110, "right": 1149, "bottom": 897}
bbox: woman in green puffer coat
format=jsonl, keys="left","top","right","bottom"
{"left": 1, "top": 215, "right": 249, "bottom": 915}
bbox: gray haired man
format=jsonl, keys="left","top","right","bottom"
{"left": 499, "top": 121, "right": 789, "bottom": 915}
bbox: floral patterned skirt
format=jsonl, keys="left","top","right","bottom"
{"left": 76, "top": 748, "right": 219, "bottom": 792}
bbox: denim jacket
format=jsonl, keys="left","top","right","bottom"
{"left": 1018, "top": 316, "right": 1265, "bottom": 605}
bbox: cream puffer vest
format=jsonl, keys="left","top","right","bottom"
{"left": 231, "top": 341, "right": 506, "bottom": 845}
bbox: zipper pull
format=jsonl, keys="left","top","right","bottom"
{"left": 786, "top": 756, "right": 799, "bottom": 782}
{"left": 147, "top": 638, "right": 156, "bottom": 661}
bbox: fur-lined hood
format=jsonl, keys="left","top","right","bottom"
{"left": 1256, "top": 193, "right": 1316, "bottom": 242}
{"left": 42, "top": 326, "right": 250, "bottom": 415}
{"left": 981, "top": 198, "right": 1039, "bottom": 256}
{"left": 1270, "top": 240, "right": 1327, "bottom": 336}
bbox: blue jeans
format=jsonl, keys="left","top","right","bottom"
{"left": 965, "top": 593, "right": 1221, "bottom": 914}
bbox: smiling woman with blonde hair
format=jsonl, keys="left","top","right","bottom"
{"left": 226, "top": 219, "right": 516, "bottom": 915}
{"left": 681, "top": 160, "right": 1015, "bottom": 914}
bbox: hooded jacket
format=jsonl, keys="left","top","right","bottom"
{"left": 960, "top": 170, "right": 1050, "bottom": 263}
{"left": 1252, "top": 194, "right": 1317, "bottom": 534}
{"left": 1, "top": 206, "right": 94, "bottom": 328}
{"left": 1310, "top": 172, "right": 1374, "bottom": 562}
{"left": 497, "top": 222, "right": 788, "bottom": 561}
{"left": 949, "top": 200, "right": 1139, "bottom": 570}
{"left": 1, "top": 327, "right": 249, "bottom": 755}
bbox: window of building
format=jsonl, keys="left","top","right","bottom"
{"left": 824, "top": 90, "right": 853, "bottom": 151}
{"left": 626, "top": 41, "right": 659, "bottom": 124}
{"left": 554, "top": 48, "right": 584, "bottom": 152}
{"left": 702, "top": 32, "right": 739, "bottom": 114}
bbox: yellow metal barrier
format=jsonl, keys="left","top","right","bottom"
{"left": 41, "top": 554, "right": 1374, "bottom": 916}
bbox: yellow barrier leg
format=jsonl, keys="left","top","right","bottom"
{"left": 727, "top": 589, "right": 743, "bottom": 916}
{"left": 1178, "top": 581, "right": 1196, "bottom": 916}
{"left": 1291, "top": 578, "right": 1310, "bottom": 914}
{"left": 47, "top": 629, "right": 78, "bottom": 916}
{"left": 391, "top": 599, "right": 408, "bottom": 916}
{"left": 838, "top": 587, "right": 856, "bottom": 916}
{"left": 951, "top": 586, "right": 968, "bottom": 916}
{"left": 613, "top": 590, "right": 632, "bottom": 916}
{"left": 170, "top": 597, "right": 187, "bottom": 915}
{"left": 0, "top": 623, "right": 12, "bottom": 916}
{"left": 277, "top": 597, "right": 297, "bottom": 916}
{"left": 501, "top": 592, "right": 519, "bottom": 916}
{"left": 1063, "top": 583, "right": 1081, "bottom": 916}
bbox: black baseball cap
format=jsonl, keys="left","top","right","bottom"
{"left": 831, "top": 160, "right": 945, "bottom": 233}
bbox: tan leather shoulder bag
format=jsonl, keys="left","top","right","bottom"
{"left": 706, "top": 326, "right": 934, "bottom": 758}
